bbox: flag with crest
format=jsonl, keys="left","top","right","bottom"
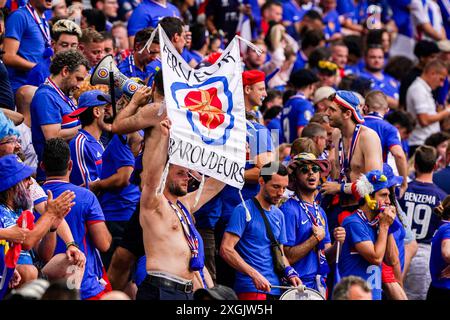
{"left": 159, "top": 26, "right": 247, "bottom": 189}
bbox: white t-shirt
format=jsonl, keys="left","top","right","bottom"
{"left": 406, "top": 76, "right": 440, "bottom": 146}
{"left": 16, "top": 123, "right": 38, "bottom": 170}
{"left": 411, "top": 0, "right": 444, "bottom": 41}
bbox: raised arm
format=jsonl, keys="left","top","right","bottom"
{"left": 112, "top": 87, "right": 165, "bottom": 134}
{"left": 140, "top": 119, "right": 171, "bottom": 211}
{"left": 0, "top": 108, "right": 24, "bottom": 125}
{"left": 244, "top": 151, "right": 275, "bottom": 183}
{"left": 183, "top": 177, "right": 225, "bottom": 214}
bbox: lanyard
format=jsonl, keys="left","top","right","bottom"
{"left": 168, "top": 200, "right": 199, "bottom": 259}
{"left": 292, "top": 195, "right": 329, "bottom": 276}
{"left": 25, "top": 3, "right": 51, "bottom": 47}
{"left": 356, "top": 209, "right": 379, "bottom": 228}
{"left": 338, "top": 124, "right": 361, "bottom": 183}
{"left": 44, "top": 77, "right": 77, "bottom": 111}
{"left": 293, "top": 194, "right": 325, "bottom": 227}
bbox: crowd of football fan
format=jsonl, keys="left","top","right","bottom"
{"left": 0, "top": 0, "right": 449, "bottom": 301}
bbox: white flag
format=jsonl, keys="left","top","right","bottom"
{"left": 159, "top": 26, "right": 247, "bottom": 189}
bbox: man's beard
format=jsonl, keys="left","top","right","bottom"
{"left": 262, "top": 189, "right": 279, "bottom": 206}
{"left": 60, "top": 79, "right": 72, "bottom": 96}
{"left": 168, "top": 182, "right": 187, "bottom": 197}
{"left": 295, "top": 180, "right": 317, "bottom": 194}
{"left": 366, "top": 65, "right": 382, "bottom": 73}
{"left": 13, "top": 181, "right": 32, "bottom": 211}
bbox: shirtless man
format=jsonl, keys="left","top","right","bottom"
{"left": 136, "top": 117, "right": 225, "bottom": 300}
{"left": 320, "top": 90, "right": 383, "bottom": 233}
{"left": 112, "top": 69, "right": 223, "bottom": 300}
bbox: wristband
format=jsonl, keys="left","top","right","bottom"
{"left": 66, "top": 241, "right": 79, "bottom": 250}
{"left": 284, "top": 266, "right": 299, "bottom": 279}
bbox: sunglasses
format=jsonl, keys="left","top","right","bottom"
{"left": 298, "top": 164, "right": 321, "bottom": 174}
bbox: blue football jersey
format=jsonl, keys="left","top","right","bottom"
{"left": 398, "top": 181, "right": 447, "bottom": 244}
{"left": 281, "top": 94, "right": 314, "bottom": 143}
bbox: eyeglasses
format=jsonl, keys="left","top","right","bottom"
{"left": 0, "top": 137, "right": 21, "bottom": 145}
{"left": 298, "top": 164, "right": 321, "bottom": 174}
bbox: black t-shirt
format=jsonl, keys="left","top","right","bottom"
{"left": 0, "top": 59, "right": 15, "bottom": 110}
{"left": 399, "top": 67, "right": 421, "bottom": 108}
{"left": 119, "top": 206, "right": 145, "bottom": 258}
{"left": 205, "top": 0, "right": 241, "bottom": 43}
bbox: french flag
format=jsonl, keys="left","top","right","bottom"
{"left": 0, "top": 211, "right": 34, "bottom": 299}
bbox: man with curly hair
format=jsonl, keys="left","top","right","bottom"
{"left": 30, "top": 49, "right": 89, "bottom": 182}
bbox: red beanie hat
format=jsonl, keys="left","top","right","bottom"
{"left": 242, "top": 70, "right": 265, "bottom": 87}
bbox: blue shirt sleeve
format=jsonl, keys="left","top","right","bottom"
{"left": 26, "top": 61, "right": 48, "bottom": 86}
{"left": 296, "top": 104, "right": 314, "bottom": 128}
{"left": 84, "top": 191, "right": 105, "bottom": 222}
{"left": 443, "top": 227, "right": 450, "bottom": 240}
{"left": 225, "top": 204, "right": 247, "bottom": 238}
{"left": 127, "top": 8, "right": 151, "bottom": 36}
{"left": 112, "top": 136, "right": 135, "bottom": 168}
{"left": 5, "top": 10, "right": 26, "bottom": 41}
{"left": 248, "top": 123, "right": 273, "bottom": 159}
{"left": 386, "top": 125, "right": 401, "bottom": 149}
{"left": 277, "top": 210, "right": 287, "bottom": 245}
{"left": 32, "top": 92, "right": 62, "bottom": 126}
{"left": 346, "top": 221, "right": 372, "bottom": 244}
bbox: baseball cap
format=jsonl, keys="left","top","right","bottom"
{"left": 289, "top": 69, "right": 319, "bottom": 89}
{"left": 194, "top": 285, "right": 238, "bottom": 300}
{"left": 0, "top": 154, "right": 35, "bottom": 192}
{"left": 69, "top": 90, "right": 111, "bottom": 118}
{"left": 313, "top": 86, "right": 336, "bottom": 104}
{"left": 330, "top": 90, "right": 364, "bottom": 124}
